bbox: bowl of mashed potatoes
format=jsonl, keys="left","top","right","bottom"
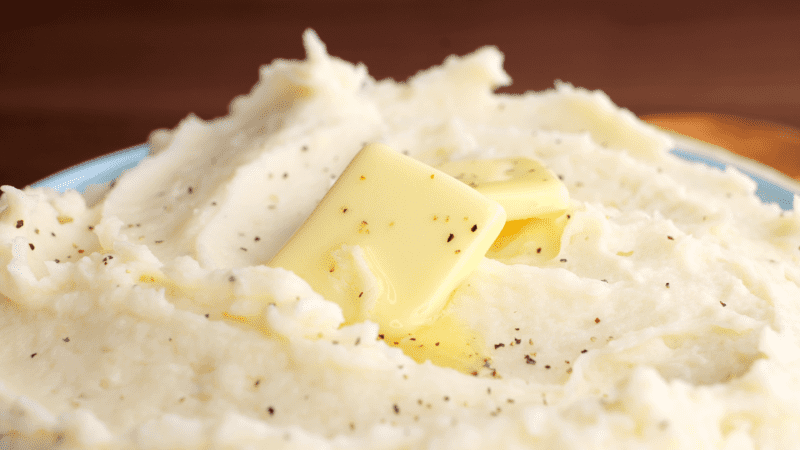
{"left": 3, "top": 29, "right": 800, "bottom": 449}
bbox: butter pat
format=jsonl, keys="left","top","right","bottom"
{"left": 487, "top": 213, "right": 569, "bottom": 260}
{"left": 268, "top": 143, "right": 507, "bottom": 335}
{"left": 437, "top": 157, "right": 569, "bottom": 220}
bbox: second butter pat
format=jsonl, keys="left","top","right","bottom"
{"left": 436, "top": 157, "right": 569, "bottom": 221}
{"left": 268, "top": 143, "right": 507, "bottom": 335}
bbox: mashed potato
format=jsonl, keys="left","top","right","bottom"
{"left": 3, "top": 30, "right": 800, "bottom": 449}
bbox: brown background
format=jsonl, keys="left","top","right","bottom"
{"left": 3, "top": 0, "right": 800, "bottom": 188}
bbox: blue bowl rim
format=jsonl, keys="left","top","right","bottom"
{"left": 26, "top": 134, "right": 800, "bottom": 211}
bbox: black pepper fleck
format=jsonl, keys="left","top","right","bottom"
{"left": 720, "top": 301, "right": 727, "bottom": 307}
{"left": 268, "top": 407, "right": 274, "bottom": 415}
{"left": 447, "top": 233, "right": 454, "bottom": 243}
{"left": 240, "top": 247, "right": 248, "bottom": 251}
{"left": 514, "top": 338, "right": 521, "bottom": 345}
{"left": 524, "top": 355, "right": 536, "bottom": 365}
{"left": 16, "top": 220, "right": 23, "bottom": 228}
{"left": 393, "top": 404, "right": 400, "bottom": 414}
{"left": 254, "top": 236, "right": 261, "bottom": 242}
{"left": 29, "top": 243, "right": 35, "bottom": 250}
{"left": 560, "top": 258, "right": 567, "bottom": 263}
{"left": 471, "top": 224, "right": 477, "bottom": 232}
{"left": 536, "top": 248, "right": 542, "bottom": 254}
{"left": 54, "top": 259, "right": 60, "bottom": 263}
{"left": 666, "top": 282, "right": 670, "bottom": 288}
{"left": 229, "top": 276, "right": 236, "bottom": 282}
{"left": 31, "top": 353, "right": 37, "bottom": 358}
{"left": 545, "top": 365, "right": 551, "bottom": 369}
{"left": 283, "top": 173, "right": 289, "bottom": 179}
{"left": 581, "top": 349, "right": 587, "bottom": 353}
{"left": 63, "top": 337, "right": 70, "bottom": 343}
{"left": 359, "top": 291, "right": 363, "bottom": 297}
{"left": 205, "top": 314, "right": 210, "bottom": 318}
{"left": 667, "top": 235, "right": 674, "bottom": 240}
{"left": 188, "top": 187, "right": 193, "bottom": 194}
{"left": 494, "top": 343, "right": 505, "bottom": 349}
{"left": 155, "top": 240, "right": 164, "bottom": 244}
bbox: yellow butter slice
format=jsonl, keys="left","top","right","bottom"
{"left": 437, "top": 157, "right": 569, "bottom": 221}
{"left": 268, "top": 143, "right": 507, "bottom": 336}
{"left": 487, "top": 213, "right": 569, "bottom": 260}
